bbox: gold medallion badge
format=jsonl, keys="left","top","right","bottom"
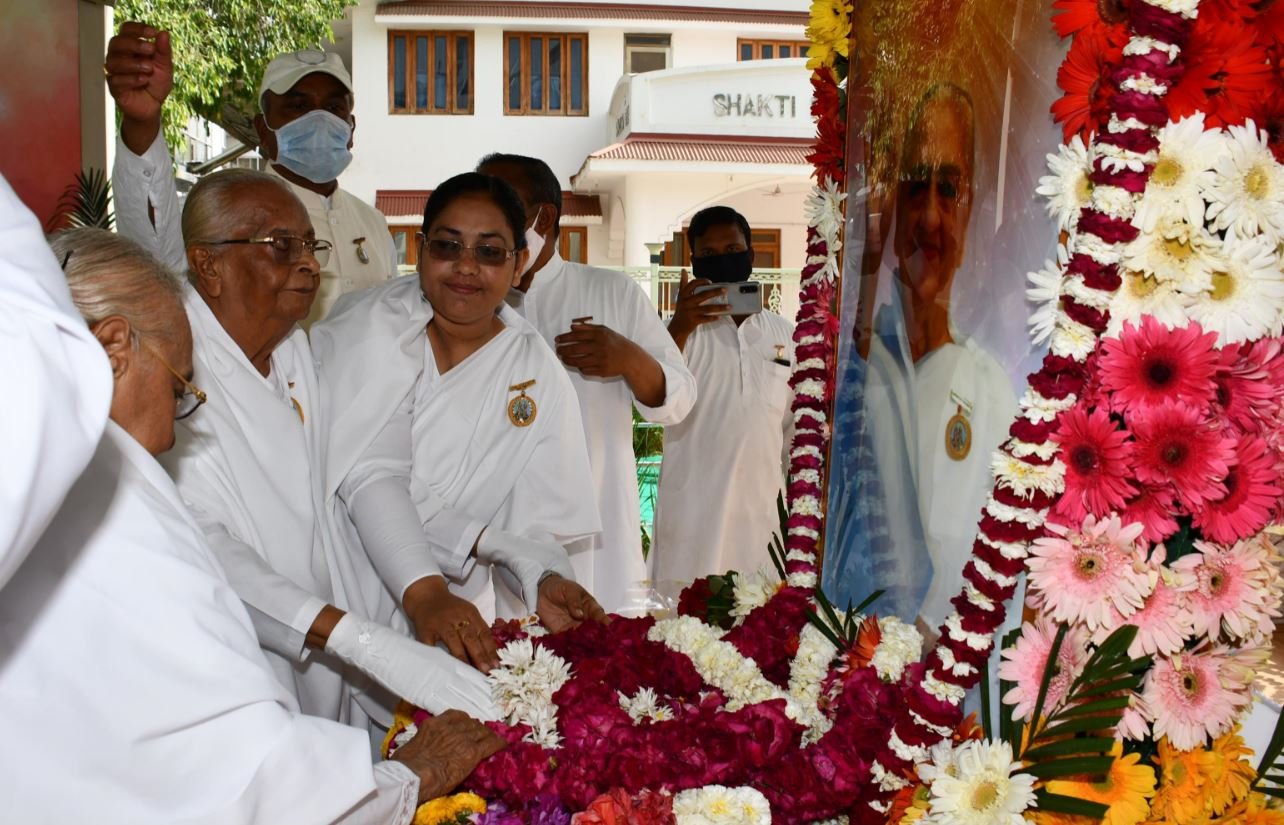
{"left": 507, "top": 379, "right": 538, "bottom": 427}
{"left": 945, "top": 403, "right": 971, "bottom": 461}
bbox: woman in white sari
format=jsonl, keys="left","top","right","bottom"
{"left": 313, "top": 173, "right": 605, "bottom": 666}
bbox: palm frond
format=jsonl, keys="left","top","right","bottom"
{"left": 48, "top": 169, "right": 114, "bottom": 232}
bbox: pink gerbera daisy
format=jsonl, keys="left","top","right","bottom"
{"left": 1028, "top": 514, "right": 1156, "bottom": 632}
{"left": 1192, "top": 435, "right": 1281, "bottom": 544}
{"left": 1171, "top": 537, "right": 1281, "bottom": 640}
{"left": 998, "top": 618, "right": 1090, "bottom": 722}
{"left": 1212, "top": 345, "right": 1280, "bottom": 436}
{"left": 1051, "top": 406, "right": 1138, "bottom": 523}
{"left": 1118, "top": 484, "right": 1180, "bottom": 544}
{"left": 1115, "top": 573, "right": 1196, "bottom": 658}
{"left": 1116, "top": 693, "right": 1151, "bottom": 742}
{"left": 1143, "top": 647, "right": 1247, "bottom": 749}
{"left": 1130, "top": 400, "right": 1234, "bottom": 510}
{"left": 1099, "top": 318, "right": 1221, "bottom": 415}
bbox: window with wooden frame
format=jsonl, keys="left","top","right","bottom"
{"left": 388, "top": 31, "right": 473, "bottom": 114}
{"left": 389, "top": 225, "right": 421, "bottom": 266}
{"left": 737, "top": 39, "right": 810, "bottom": 61}
{"left": 504, "top": 32, "right": 588, "bottom": 116}
{"left": 559, "top": 227, "right": 588, "bottom": 263}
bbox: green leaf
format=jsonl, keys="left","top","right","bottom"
{"left": 1038, "top": 715, "right": 1129, "bottom": 740}
{"left": 804, "top": 609, "right": 846, "bottom": 651}
{"left": 1021, "top": 755, "right": 1114, "bottom": 779}
{"left": 1252, "top": 688, "right": 1284, "bottom": 791}
{"left": 980, "top": 654, "right": 993, "bottom": 742}
{"left": 1025, "top": 623, "right": 1069, "bottom": 751}
{"left": 1033, "top": 789, "right": 1109, "bottom": 818}
{"left": 1023, "top": 736, "right": 1116, "bottom": 762}
{"left": 850, "top": 588, "right": 884, "bottom": 615}
{"left": 1053, "top": 696, "right": 1134, "bottom": 718}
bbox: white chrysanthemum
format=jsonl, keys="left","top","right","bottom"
{"left": 730, "top": 566, "right": 783, "bottom": 622}
{"left": 805, "top": 177, "right": 847, "bottom": 244}
{"left": 1122, "top": 215, "right": 1220, "bottom": 292}
{"left": 1036, "top": 134, "right": 1092, "bottom": 231}
{"left": 673, "top": 785, "right": 772, "bottom": 825}
{"left": 488, "top": 638, "right": 572, "bottom": 745}
{"left": 1187, "top": 233, "right": 1284, "bottom": 344}
{"left": 1026, "top": 249, "right": 1067, "bottom": 346}
{"left": 1106, "top": 269, "right": 1195, "bottom": 336}
{"left": 787, "top": 621, "right": 838, "bottom": 742}
{"left": 924, "top": 740, "right": 1038, "bottom": 825}
{"left": 1134, "top": 115, "right": 1222, "bottom": 232}
{"left": 618, "top": 687, "right": 674, "bottom": 724}
{"left": 870, "top": 616, "right": 923, "bottom": 682}
{"left": 917, "top": 739, "right": 961, "bottom": 785}
{"left": 1146, "top": 0, "right": 1199, "bottom": 18}
{"left": 1205, "top": 120, "right": 1284, "bottom": 245}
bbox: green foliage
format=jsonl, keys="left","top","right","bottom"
{"left": 114, "top": 0, "right": 357, "bottom": 152}
{"left": 48, "top": 169, "right": 114, "bottom": 233}
{"left": 1252, "top": 697, "right": 1284, "bottom": 800}
{"left": 632, "top": 408, "right": 664, "bottom": 457}
{"left": 803, "top": 585, "right": 882, "bottom": 652}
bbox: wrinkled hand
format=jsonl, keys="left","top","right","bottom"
{"left": 536, "top": 574, "right": 609, "bottom": 632}
{"left": 668, "top": 270, "right": 729, "bottom": 350}
{"left": 475, "top": 528, "right": 574, "bottom": 610}
{"left": 105, "top": 22, "right": 173, "bottom": 129}
{"left": 391, "top": 709, "right": 506, "bottom": 804}
{"left": 554, "top": 320, "right": 640, "bottom": 379}
{"left": 403, "top": 576, "right": 499, "bottom": 673}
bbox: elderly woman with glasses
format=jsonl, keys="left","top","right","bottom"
{"left": 312, "top": 173, "right": 606, "bottom": 668}
{"left": 160, "top": 168, "right": 497, "bottom": 737}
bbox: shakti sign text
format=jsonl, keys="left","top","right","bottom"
{"left": 712, "top": 93, "right": 798, "bottom": 118}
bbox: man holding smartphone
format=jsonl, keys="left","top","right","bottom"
{"left": 652, "top": 206, "right": 796, "bottom": 583}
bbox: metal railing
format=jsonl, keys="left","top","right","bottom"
{"left": 611, "top": 266, "right": 803, "bottom": 320}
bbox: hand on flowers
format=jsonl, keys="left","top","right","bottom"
{"left": 324, "top": 614, "right": 499, "bottom": 721}
{"left": 475, "top": 528, "right": 574, "bottom": 609}
{"left": 537, "top": 574, "right": 609, "bottom": 632}
{"left": 391, "top": 709, "right": 506, "bottom": 805}
{"left": 403, "top": 576, "right": 499, "bottom": 673}
{"left": 104, "top": 22, "right": 173, "bottom": 154}
{"left": 667, "top": 270, "right": 730, "bottom": 351}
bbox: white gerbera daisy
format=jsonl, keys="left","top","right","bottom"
{"left": 1107, "top": 269, "right": 1194, "bottom": 336}
{"left": 924, "top": 740, "right": 1037, "bottom": 825}
{"left": 1026, "top": 246, "right": 1069, "bottom": 346}
{"left": 1205, "top": 119, "right": 1284, "bottom": 245}
{"left": 1133, "top": 115, "right": 1222, "bottom": 232}
{"left": 1036, "top": 134, "right": 1092, "bottom": 232}
{"left": 1122, "top": 215, "right": 1220, "bottom": 292}
{"left": 673, "top": 785, "right": 772, "bottom": 825}
{"left": 1187, "top": 233, "right": 1284, "bottom": 344}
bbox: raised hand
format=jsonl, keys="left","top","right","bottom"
{"left": 667, "top": 269, "right": 730, "bottom": 351}
{"left": 104, "top": 22, "right": 173, "bottom": 154}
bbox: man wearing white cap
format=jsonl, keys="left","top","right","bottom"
{"left": 106, "top": 22, "right": 395, "bottom": 327}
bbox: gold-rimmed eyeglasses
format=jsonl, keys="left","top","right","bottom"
{"left": 142, "top": 342, "right": 208, "bottom": 420}
{"left": 203, "top": 235, "right": 332, "bottom": 267}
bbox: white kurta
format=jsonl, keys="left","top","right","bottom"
{"left": 509, "top": 253, "right": 697, "bottom": 612}
{"left": 161, "top": 284, "right": 400, "bottom": 725}
{"left": 652, "top": 311, "right": 795, "bottom": 582}
{"left": 0, "top": 422, "right": 418, "bottom": 825}
{"left": 112, "top": 134, "right": 397, "bottom": 325}
{"left": 0, "top": 174, "right": 112, "bottom": 587}
{"left": 313, "top": 276, "right": 601, "bottom": 621}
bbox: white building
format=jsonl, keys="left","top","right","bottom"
{"left": 334, "top": 0, "right": 813, "bottom": 315}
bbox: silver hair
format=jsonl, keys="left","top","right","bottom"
{"left": 48, "top": 228, "right": 185, "bottom": 344}
{"left": 181, "top": 168, "right": 298, "bottom": 273}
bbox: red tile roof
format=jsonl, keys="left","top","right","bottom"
{"left": 585, "top": 134, "right": 813, "bottom": 165}
{"left": 376, "top": 1, "right": 807, "bottom": 25}
{"left": 375, "top": 189, "right": 604, "bottom": 218}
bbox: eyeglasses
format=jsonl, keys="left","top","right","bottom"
{"left": 204, "top": 235, "right": 332, "bottom": 267}
{"left": 142, "top": 341, "right": 208, "bottom": 420}
{"left": 422, "top": 237, "right": 516, "bottom": 267}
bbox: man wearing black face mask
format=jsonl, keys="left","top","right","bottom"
{"left": 652, "top": 206, "right": 796, "bottom": 583}
{"left": 106, "top": 22, "right": 397, "bottom": 328}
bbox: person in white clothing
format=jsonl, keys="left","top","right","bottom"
{"left": 653, "top": 206, "right": 795, "bottom": 582}
{"left": 313, "top": 173, "right": 607, "bottom": 647}
{"left": 0, "top": 174, "right": 111, "bottom": 588}
{"left": 106, "top": 22, "right": 396, "bottom": 327}
{"left": 161, "top": 170, "right": 498, "bottom": 727}
{"left": 478, "top": 154, "right": 698, "bottom": 613}
{"left": 0, "top": 228, "right": 503, "bottom": 822}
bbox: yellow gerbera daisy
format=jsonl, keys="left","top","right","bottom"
{"left": 1151, "top": 738, "right": 1209, "bottom": 825}
{"left": 413, "top": 792, "right": 486, "bottom": 825}
{"left": 1222, "top": 793, "right": 1284, "bottom": 825}
{"left": 1199, "top": 725, "right": 1257, "bottom": 815}
{"left": 1044, "top": 742, "right": 1156, "bottom": 825}
{"left": 805, "top": 0, "right": 852, "bottom": 69}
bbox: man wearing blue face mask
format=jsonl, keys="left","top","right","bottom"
{"left": 106, "top": 22, "right": 397, "bottom": 328}
{"left": 651, "top": 206, "right": 796, "bottom": 584}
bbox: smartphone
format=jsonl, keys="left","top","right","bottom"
{"left": 692, "top": 281, "right": 763, "bottom": 315}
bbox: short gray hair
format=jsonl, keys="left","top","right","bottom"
{"left": 181, "top": 168, "right": 297, "bottom": 254}
{"left": 48, "top": 228, "right": 185, "bottom": 344}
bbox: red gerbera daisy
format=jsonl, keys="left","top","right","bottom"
{"left": 1051, "top": 27, "right": 1123, "bottom": 142}
{"left": 1212, "top": 346, "right": 1280, "bottom": 435}
{"left": 1166, "top": 21, "right": 1274, "bottom": 128}
{"left": 1249, "top": 90, "right": 1284, "bottom": 163}
{"left": 1100, "top": 318, "right": 1221, "bottom": 415}
{"left": 1131, "top": 400, "right": 1235, "bottom": 509}
{"left": 1051, "top": 405, "right": 1139, "bottom": 523}
{"left": 1254, "top": 0, "right": 1284, "bottom": 46}
{"left": 1050, "top": 0, "right": 1131, "bottom": 39}
{"left": 1192, "top": 435, "right": 1282, "bottom": 542}
{"left": 1119, "top": 483, "right": 1181, "bottom": 543}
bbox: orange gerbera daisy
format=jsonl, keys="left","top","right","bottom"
{"left": 1051, "top": 27, "right": 1123, "bottom": 142}
{"left": 841, "top": 614, "right": 881, "bottom": 670}
{"left": 1150, "top": 738, "right": 1209, "bottom": 825}
{"left": 1222, "top": 793, "right": 1284, "bottom": 825}
{"left": 1045, "top": 742, "right": 1156, "bottom": 825}
{"left": 1199, "top": 725, "right": 1257, "bottom": 815}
